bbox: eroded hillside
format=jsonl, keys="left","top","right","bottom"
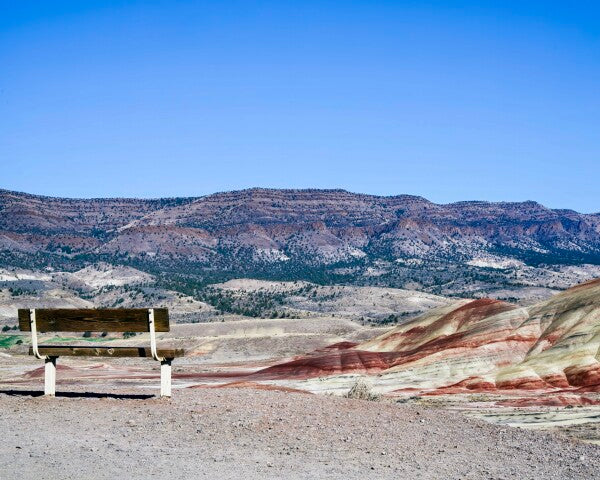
{"left": 252, "top": 279, "right": 600, "bottom": 407}
{"left": 2, "top": 188, "right": 600, "bottom": 298}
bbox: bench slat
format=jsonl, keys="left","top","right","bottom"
{"left": 28, "top": 346, "right": 184, "bottom": 358}
{"left": 18, "top": 308, "right": 169, "bottom": 333}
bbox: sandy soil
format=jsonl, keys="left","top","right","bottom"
{"left": 0, "top": 385, "right": 598, "bottom": 480}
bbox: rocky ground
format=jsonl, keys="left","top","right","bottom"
{"left": 3, "top": 276, "right": 600, "bottom": 478}
{"left": 0, "top": 385, "right": 599, "bottom": 480}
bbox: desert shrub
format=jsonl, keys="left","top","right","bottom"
{"left": 344, "top": 378, "right": 380, "bottom": 401}
{"left": 467, "top": 394, "right": 493, "bottom": 403}
{"left": 101, "top": 331, "right": 108, "bottom": 337}
{"left": 123, "top": 331, "right": 136, "bottom": 339}
{"left": 0, "top": 335, "right": 21, "bottom": 348}
{"left": 8, "top": 287, "right": 36, "bottom": 297}
{"left": 82, "top": 331, "right": 92, "bottom": 338}
{"left": 395, "top": 396, "right": 421, "bottom": 404}
{"left": 2, "top": 325, "right": 10, "bottom": 332}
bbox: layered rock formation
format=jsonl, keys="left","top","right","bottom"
{"left": 2, "top": 188, "right": 600, "bottom": 297}
{"left": 252, "top": 279, "right": 600, "bottom": 402}
{"left": 3, "top": 188, "right": 600, "bottom": 262}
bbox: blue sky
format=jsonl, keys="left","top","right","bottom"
{"left": 1, "top": 1, "right": 598, "bottom": 212}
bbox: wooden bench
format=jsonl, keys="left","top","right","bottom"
{"left": 18, "top": 308, "right": 184, "bottom": 397}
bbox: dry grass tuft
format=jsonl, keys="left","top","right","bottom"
{"left": 344, "top": 377, "right": 381, "bottom": 401}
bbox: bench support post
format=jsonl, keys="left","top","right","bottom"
{"left": 149, "top": 308, "right": 171, "bottom": 398}
{"left": 31, "top": 308, "right": 56, "bottom": 396}
{"left": 44, "top": 356, "right": 57, "bottom": 396}
{"left": 160, "top": 358, "right": 172, "bottom": 397}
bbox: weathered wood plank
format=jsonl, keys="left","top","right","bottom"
{"left": 28, "top": 346, "right": 184, "bottom": 358}
{"left": 18, "top": 308, "right": 169, "bottom": 333}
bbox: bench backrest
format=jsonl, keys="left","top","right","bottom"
{"left": 18, "top": 308, "right": 170, "bottom": 333}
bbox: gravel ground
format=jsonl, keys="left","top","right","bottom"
{"left": 0, "top": 386, "right": 598, "bottom": 480}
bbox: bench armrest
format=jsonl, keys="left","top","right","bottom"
{"left": 148, "top": 308, "right": 164, "bottom": 362}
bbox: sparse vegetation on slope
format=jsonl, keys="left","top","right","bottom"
{"left": 2, "top": 188, "right": 600, "bottom": 298}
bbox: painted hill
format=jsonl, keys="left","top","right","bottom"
{"left": 252, "top": 279, "right": 600, "bottom": 403}
{"left": 2, "top": 188, "right": 600, "bottom": 298}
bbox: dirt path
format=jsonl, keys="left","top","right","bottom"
{"left": 0, "top": 387, "right": 598, "bottom": 480}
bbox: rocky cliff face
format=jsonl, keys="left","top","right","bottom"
{"left": 1, "top": 188, "right": 599, "bottom": 296}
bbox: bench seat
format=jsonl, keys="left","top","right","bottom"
{"left": 29, "top": 346, "right": 185, "bottom": 358}
{"left": 19, "top": 308, "right": 181, "bottom": 397}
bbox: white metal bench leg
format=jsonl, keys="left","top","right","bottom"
{"left": 160, "top": 359, "right": 172, "bottom": 398}
{"left": 45, "top": 357, "right": 57, "bottom": 396}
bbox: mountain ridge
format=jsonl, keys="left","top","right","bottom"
{"left": 1, "top": 188, "right": 599, "bottom": 298}
{"left": 4, "top": 186, "right": 597, "bottom": 214}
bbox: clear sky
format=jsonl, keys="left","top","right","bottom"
{"left": 1, "top": 1, "right": 598, "bottom": 212}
